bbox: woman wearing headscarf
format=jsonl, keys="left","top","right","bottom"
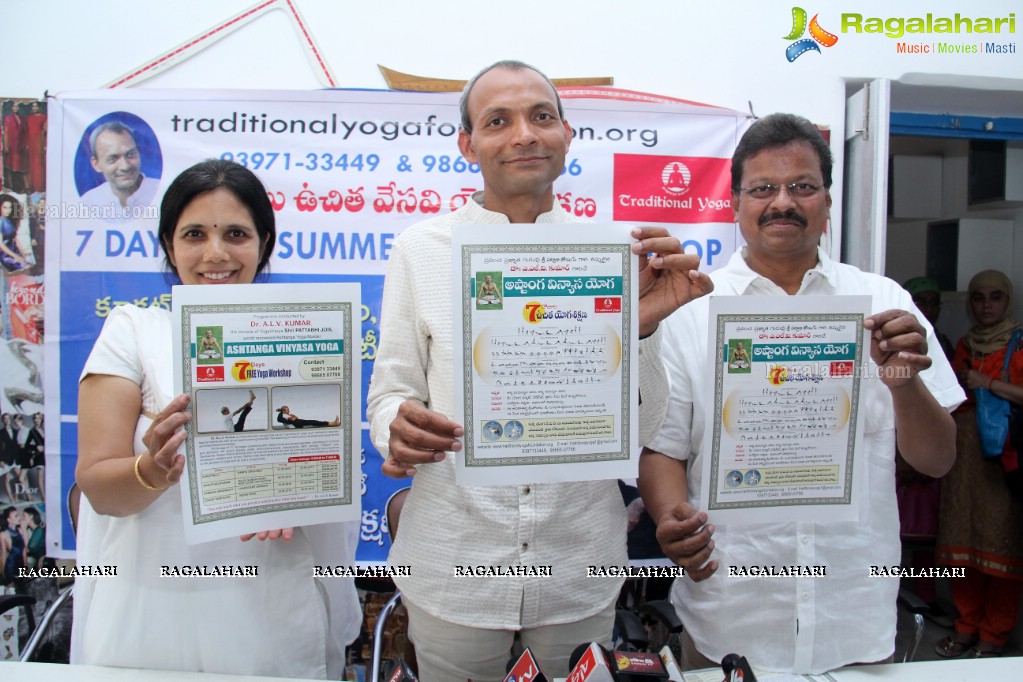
{"left": 935, "top": 269, "right": 1023, "bottom": 658}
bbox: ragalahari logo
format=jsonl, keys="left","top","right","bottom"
{"left": 784, "top": 7, "right": 839, "bottom": 61}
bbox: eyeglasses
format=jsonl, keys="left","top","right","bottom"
{"left": 738, "top": 182, "right": 825, "bottom": 200}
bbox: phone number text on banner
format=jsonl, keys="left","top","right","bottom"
{"left": 45, "top": 87, "right": 748, "bottom": 560}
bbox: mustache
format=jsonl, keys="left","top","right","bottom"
{"left": 759, "top": 209, "right": 808, "bottom": 228}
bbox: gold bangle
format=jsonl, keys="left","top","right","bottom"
{"left": 134, "top": 454, "right": 164, "bottom": 491}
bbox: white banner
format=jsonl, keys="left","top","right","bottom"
{"left": 44, "top": 87, "right": 748, "bottom": 560}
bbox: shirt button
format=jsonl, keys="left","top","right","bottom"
{"left": 800, "top": 536, "right": 810, "bottom": 544}
{"left": 521, "top": 542, "right": 529, "bottom": 551}
{"left": 801, "top": 593, "right": 809, "bottom": 602}
{"left": 522, "top": 486, "right": 531, "bottom": 494}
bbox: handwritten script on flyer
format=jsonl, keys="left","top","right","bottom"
{"left": 452, "top": 224, "right": 639, "bottom": 486}
{"left": 700, "top": 295, "right": 870, "bottom": 524}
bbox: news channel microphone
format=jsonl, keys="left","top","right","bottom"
{"left": 658, "top": 645, "right": 684, "bottom": 682}
{"left": 609, "top": 650, "right": 669, "bottom": 681}
{"left": 567, "top": 643, "right": 671, "bottom": 681}
{"left": 386, "top": 659, "right": 419, "bottom": 682}
{"left": 566, "top": 643, "right": 617, "bottom": 682}
{"left": 721, "top": 653, "right": 757, "bottom": 682}
{"left": 504, "top": 646, "right": 549, "bottom": 682}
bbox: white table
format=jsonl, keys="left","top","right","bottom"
{"left": 679, "top": 658, "right": 1020, "bottom": 682}
{"left": 0, "top": 662, "right": 353, "bottom": 681}
{"left": 6, "top": 657, "right": 1017, "bottom": 681}
{"left": 823, "top": 657, "right": 1019, "bottom": 681}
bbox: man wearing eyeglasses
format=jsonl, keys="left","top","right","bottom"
{"left": 638, "top": 113, "right": 964, "bottom": 674}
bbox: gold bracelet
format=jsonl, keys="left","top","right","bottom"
{"left": 134, "top": 454, "right": 164, "bottom": 491}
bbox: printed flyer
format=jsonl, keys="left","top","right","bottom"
{"left": 700, "top": 295, "right": 870, "bottom": 524}
{"left": 452, "top": 224, "right": 638, "bottom": 486}
{"left": 172, "top": 282, "right": 360, "bottom": 543}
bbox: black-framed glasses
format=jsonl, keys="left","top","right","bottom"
{"left": 738, "top": 182, "right": 825, "bottom": 200}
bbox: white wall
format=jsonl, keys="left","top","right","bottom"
{"left": 6, "top": 0, "right": 1021, "bottom": 266}
{"left": 887, "top": 136, "right": 1023, "bottom": 339}
{"left": 5, "top": 0, "right": 1021, "bottom": 127}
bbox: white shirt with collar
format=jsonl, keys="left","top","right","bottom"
{"left": 368, "top": 192, "right": 670, "bottom": 629}
{"left": 647, "top": 246, "right": 964, "bottom": 673}
{"left": 79, "top": 174, "right": 161, "bottom": 223}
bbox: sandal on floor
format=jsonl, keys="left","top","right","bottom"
{"left": 934, "top": 634, "right": 978, "bottom": 658}
{"left": 972, "top": 643, "right": 1003, "bottom": 658}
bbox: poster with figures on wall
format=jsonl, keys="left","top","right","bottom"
{"left": 0, "top": 96, "right": 47, "bottom": 661}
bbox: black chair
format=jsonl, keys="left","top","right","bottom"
{"left": 369, "top": 487, "right": 416, "bottom": 681}
{"left": 0, "top": 593, "right": 36, "bottom": 619}
{"left": 896, "top": 587, "right": 928, "bottom": 662}
{"left": 614, "top": 607, "right": 649, "bottom": 651}
{"left": 20, "top": 585, "right": 73, "bottom": 661}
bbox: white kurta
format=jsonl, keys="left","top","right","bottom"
{"left": 71, "top": 304, "right": 360, "bottom": 678}
{"left": 367, "top": 194, "right": 670, "bottom": 630}
{"left": 78, "top": 174, "right": 161, "bottom": 223}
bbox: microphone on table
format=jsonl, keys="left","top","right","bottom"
{"left": 566, "top": 643, "right": 618, "bottom": 681}
{"left": 658, "top": 645, "right": 684, "bottom": 682}
{"left": 504, "top": 646, "right": 550, "bottom": 682}
{"left": 609, "top": 650, "right": 669, "bottom": 681}
{"left": 566, "top": 642, "right": 671, "bottom": 681}
{"left": 721, "top": 653, "right": 757, "bottom": 682}
{"left": 386, "top": 659, "right": 419, "bottom": 682}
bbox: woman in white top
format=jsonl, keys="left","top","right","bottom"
{"left": 72, "top": 159, "right": 360, "bottom": 678}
